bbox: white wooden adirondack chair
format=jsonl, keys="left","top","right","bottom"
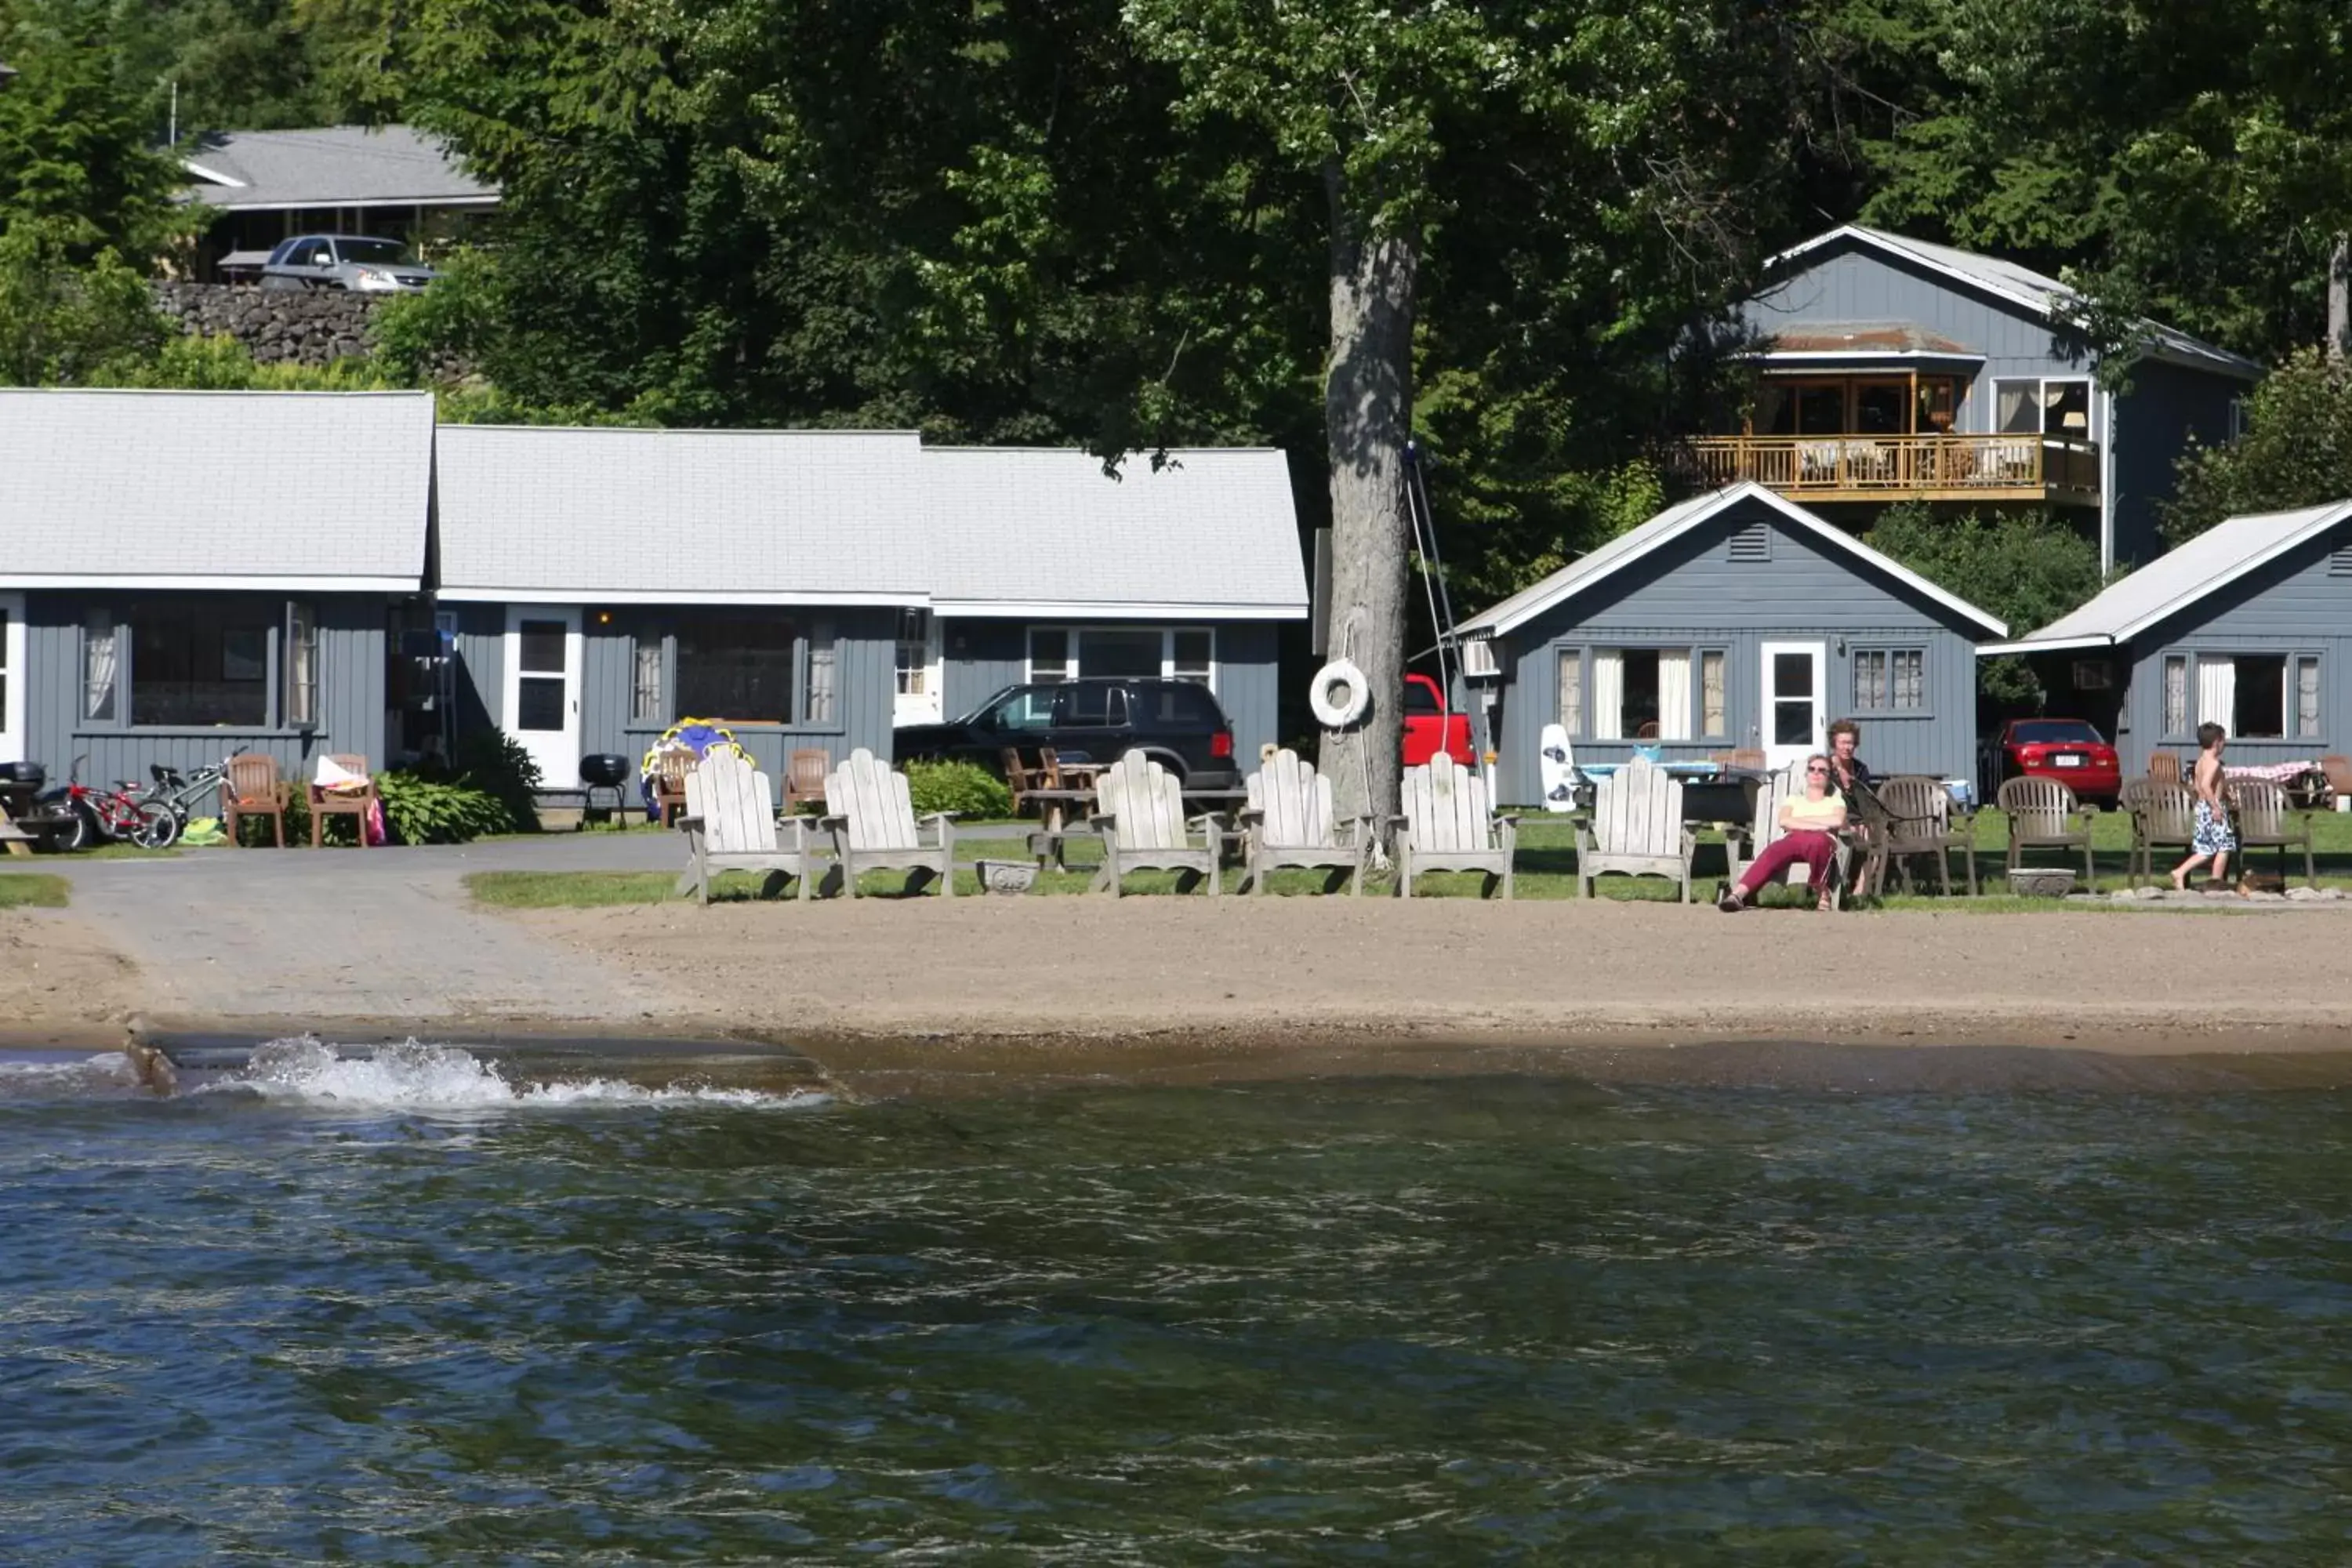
{"left": 676, "top": 750, "right": 829, "bottom": 904}
{"left": 1091, "top": 750, "right": 1223, "bottom": 896}
{"left": 1237, "top": 749, "right": 1370, "bottom": 895}
{"left": 820, "top": 747, "right": 956, "bottom": 898}
{"left": 1573, "top": 757, "right": 1695, "bottom": 901}
{"left": 1725, "top": 760, "right": 1856, "bottom": 907}
{"left": 1394, "top": 754, "right": 1517, "bottom": 899}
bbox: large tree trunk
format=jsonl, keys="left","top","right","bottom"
{"left": 1319, "top": 160, "right": 1417, "bottom": 836}
{"left": 2332, "top": 234, "right": 2350, "bottom": 361}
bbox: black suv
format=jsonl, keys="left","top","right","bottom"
{"left": 895, "top": 679, "right": 1239, "bottom": 787}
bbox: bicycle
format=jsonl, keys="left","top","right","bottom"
{"left": 54, "top": 756, "right": 175, "bottom": 851}
{"left": 139, "top": 750, "right": 252, "bottom": 850}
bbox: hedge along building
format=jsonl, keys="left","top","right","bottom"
{"left": 430, "top": 426, "right": 1308, "bottom": 788}
{"left": 1982, "top": 499, "right": 2352, "bottom": 776}
{"left": 1454, "top": 483, "right": 2008, "bottom": 805}
{"left": 0, "top": 388, "right": 434, "bottom": 784}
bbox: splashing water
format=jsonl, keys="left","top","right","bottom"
{"left": 219, "top": 1036, "right": 827, "bottom": 1111}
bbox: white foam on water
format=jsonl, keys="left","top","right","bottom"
{"left": 215, "top": 1037, "right": 828, "bottom": 1112}
{"left": 0, "top": 1053, "right": 140, "bottom": 1098}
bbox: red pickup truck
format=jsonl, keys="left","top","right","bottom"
{"left": 1403, "top": 673, "right": 1475, "bottom": 766}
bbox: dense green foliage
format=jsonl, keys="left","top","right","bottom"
{"left": 375, "top": 770, "right": 515, "bottom": 844}
{"left": 445, "top": 728, "right": 543, "bottom": 832}
{"left": 1865, "top": 504, "right": 2107, "bottom": 705}
{"left": 903, "top": 760, "right": 1013, "bottom": 822}
{"left": 2164, "top": 350, "right": 2352, "bottom": 545}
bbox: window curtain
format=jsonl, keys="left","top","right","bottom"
{"left": 1700, "top": 652, "right": 1726, "bottom": 736}
{"left": 2298, "top": 657, "right": 2321, "bottom": 739}
{"left": 1556, "top": 651, "right": 1582, "bottom": 736}
{"left": 803, "top": 624, "right": 838, "bottom": 725}
{"left": 1996, "top": 382, "right": 2038, "bottom": 434}
{"left": 83, "top": 610, "right": 117, "bottom": 721}
{"left": 1589, "top": 651, "right": 1624, "bottom": 740}
{"left": 2163, "top": 655, "right": 2188, "bottom": 735}
{"left": 2196, "top": 655, "right": 2235, "bottom": 729}
{"left": 1655, "top": 651, "right": 1693, "bottom": 741}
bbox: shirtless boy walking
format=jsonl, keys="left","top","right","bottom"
{"left": 2171, "top": 722, "right": 2238, "bottom": 892}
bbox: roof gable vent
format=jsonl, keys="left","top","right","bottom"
{"left": 1728, "top": 522, "right": 1772, "bottom": 564}
{"left": 2331, "top": 544, "right": 2352, "bottom": 578}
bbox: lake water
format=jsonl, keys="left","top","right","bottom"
{"left": 5, "top": 1040, "right": 2351, "bottom": 1563}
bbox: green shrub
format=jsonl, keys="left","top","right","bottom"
{"left": 376, "top": 771, "right": 515, "bottom": 844}
{"left": 904, "top": 758, "right": 1013, "bottom": 818}
{"left": 449, "top": 728, "right": 543, "bottom": 831}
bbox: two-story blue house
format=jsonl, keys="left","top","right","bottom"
{"left": 1686, "top": 225, "right": 2263, "bottom": 572}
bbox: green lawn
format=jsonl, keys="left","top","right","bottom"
{"left": 466, "top": 804, "right": 2352, "bottom": 911}
{"left": 0, "top": 873, "right": 70, "bottom": 908}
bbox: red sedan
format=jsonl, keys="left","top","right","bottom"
{"left": 1993, "top": 717, "right": 2122, "bottom": 804}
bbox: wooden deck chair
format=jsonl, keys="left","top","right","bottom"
{"left": 1997, "top": 775, "right": 2095, "bottom": 884}
{"left": 1236, "top": 749, "right": 1370, "bottom": 895}
{"left": 2120, "top": 778, "right": 2198, "bottom": 891}
{"left": 821, "top": 747, "right": 956, "bottom": 897}
{"left": 307, "top": 753, "right": 377, "bottom": 848}
{"left": 1091, "top": 750, "right": 1223, "bottom": 896}
{"left": 1867, "top": 774, "right": 1977, "bottom": 898}
{"left": 220, "top": 753, "right": 289, "bottom": 848}
{"left": 1575, "top": 757, "right": 1695, "bottom": 901}
{"left": 2147, "top": 751, "right": 2183, "bottom": 787}
{"left": 1001, "top": 748, "right": 1041, "bottom": 816}
{"left": 653, "top": 751, "right": 693, "bottom": 827}
{"left": 783, "top": 748, "right": 829, "bottom": 816}
{"left": 1394, "top": 754, "right": 1517, "bottom": 899}
{"left": 2230, "top": 778, "right": 2317, "bottom": 888}
{"left": 676, "top": 750, "right": 829, "bottom": 903}
{"left": 1725, "top": 761, "right": 1860, "bottom": 906}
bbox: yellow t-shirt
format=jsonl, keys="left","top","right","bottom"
{"left": 1783, "top": 793, "right": 1846, "bottom": 830}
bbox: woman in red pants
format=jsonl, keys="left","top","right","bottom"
{"left": 1718, "top": 754, "right": 1848, "bottom": 913}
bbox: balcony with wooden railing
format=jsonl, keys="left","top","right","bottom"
{"left": 1679, "top": 434, "right": 2100, "bottom": 506}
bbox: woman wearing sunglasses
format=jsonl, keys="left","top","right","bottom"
{"left": 1718, "top": 753, "right": 1847, "bottom": 913}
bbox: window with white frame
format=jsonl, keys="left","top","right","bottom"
{"left": 1559, "top": 645, "right": 1726, "bottom": 739}
{"left": 1025, "top": 626, "right": 1218, "bottom": 689}
{"left": 2190, "top": 652, "right": 2319, "bottom": 741}
{"left": 283, "top": 601, "right": 318, "bottom": 728}
{"left": 631, "top": 636, "right": 664, "bottom": 722}
{"left": 895, "top": 609, "right": 931, "bottom": 696}
{"left": 1995, "top": 377, "right": 2092, "bottom": 438}
{"left": 1851, "top": 648, "right": 1926, "bottom": 713}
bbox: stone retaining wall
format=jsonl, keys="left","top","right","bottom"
{"left": 151, "top": 282, "right": 382, "bottom": 366}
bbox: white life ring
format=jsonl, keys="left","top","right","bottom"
{"left": 1309, "top": 659, "right": 1371, "bottom": 728}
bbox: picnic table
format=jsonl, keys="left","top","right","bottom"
{"left": 1574, "top": 763, "right": 1763, "bottom": 826}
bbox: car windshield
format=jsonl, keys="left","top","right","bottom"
{"left": 2013, "top": 720, "right": 2104, "bottom": 745}
{"left": 337, "top": 238, "right": 413, "bottom": 266}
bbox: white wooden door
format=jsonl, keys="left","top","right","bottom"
{"left": 504, "top": 604, "right": 582, "bottom": 786}
{"left": 1760, "top": 641, "right": 1826, "bottom": 772}
{"left": 0, "top": 593, "right": 22, "bottom": 763}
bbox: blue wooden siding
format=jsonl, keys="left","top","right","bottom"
{"left": 20, "top": 590, "right": 391, "bottom": 787}
{"left": 1487, "top": 499, "right": 1986, "bottom": 804}
{"left": 1740, "top": 244, "right": 2096, "bottom": 438}
{"left": 451, "top": 603, "right": 897, "bottom": 779}
{"left": 2107, "top": 531, "right": 2352, "bottom": 775}
{"left": 2111, "top": 358, "right": 2241, "bottom": 568}
{"left": 939, "top": 617, "right": 1283, "bottom": 760}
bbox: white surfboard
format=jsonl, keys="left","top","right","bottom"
{"left": 1539, "top": 722, "right": 1577, "bottom": 812}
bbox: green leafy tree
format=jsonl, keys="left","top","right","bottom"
{"left": 0, "top": 4, "right": 183, "bottom": 255}
{"left": 1865, "top": 503, "right": 2106, "bottom": 706}
{"left": 2163, "top": 349, "right": 2352, "bottom": 545}
{"left": 0, "top": 220, "right": 166, "bottom": 383}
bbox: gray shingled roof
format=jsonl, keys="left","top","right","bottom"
{"left": 1457, "top": 482, "right": 2006, "bottom": 640}
{"left": 922, "top": 448, "right": 1307, "bottom": 615}
{"left": 0, "top": 390, "right": 435, "bottom": 588}
{"left": 1984, "top": 499, "right": 2352, "bottom": 653}
{"left": 183, "top": 125, "right": 495, "bottom": 211}
{"left": 1769, "top": 225, "right": 2263, "bottom": 380}
{"left": 434, "top": 428, "right": 1308, "bottom": 615}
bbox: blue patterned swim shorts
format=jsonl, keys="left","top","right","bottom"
{"left": 2193, "top": 799, "right": 2237, "bottom": 855}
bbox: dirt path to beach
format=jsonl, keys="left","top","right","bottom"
{"left": 510, "top": 897, "right": 2352, "bottom": 1055}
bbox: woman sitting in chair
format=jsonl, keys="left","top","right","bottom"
{"left": 1717, "top": 753, "right": 1847, "bottom": 913}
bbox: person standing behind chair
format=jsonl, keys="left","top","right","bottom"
{"left": 1826, "top": 719, "right": 1875, "bottom": 802}
{"left": 2172, "top": 723, "right": 2238, "bottom": 893}
{"left": 1719, "top": 754, "right": 1848, "bottom": 913}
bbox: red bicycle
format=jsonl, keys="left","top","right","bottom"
{"left": 52, "top": 755, "right": 174, "bottom": 851}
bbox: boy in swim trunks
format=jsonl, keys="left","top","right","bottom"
{"left": 2170, "top": 722, "right": 2237, "bottom": 892}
